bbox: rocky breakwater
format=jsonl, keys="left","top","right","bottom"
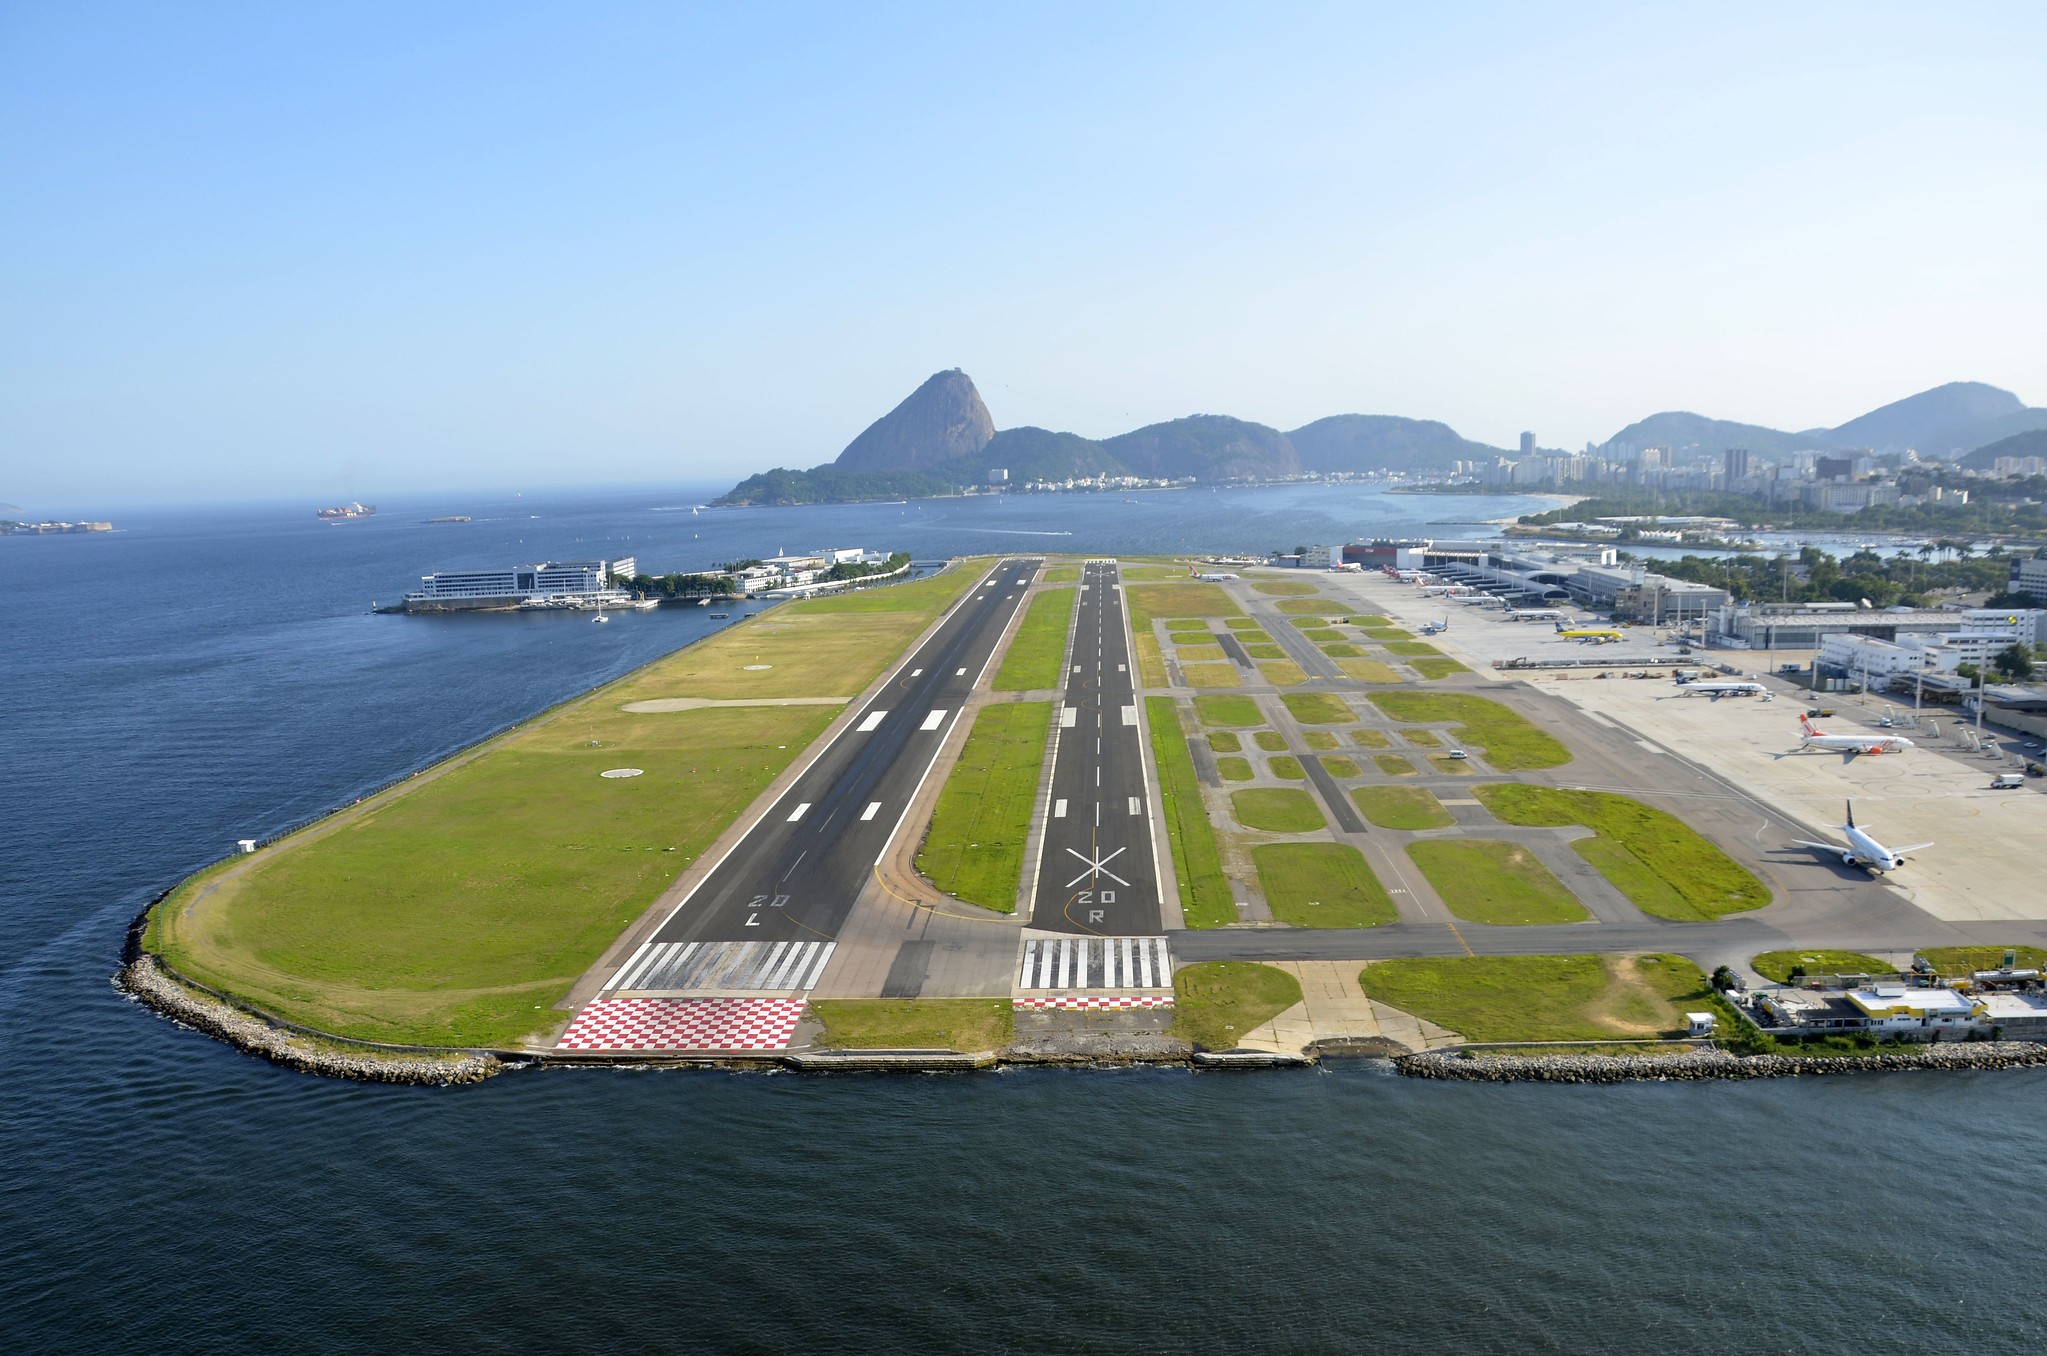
{"left": 1398, "top": 1042, "right": 2047, "bottom": 1084}
{"left": 118, "top": 954, "right": 504, "bottom": 1085}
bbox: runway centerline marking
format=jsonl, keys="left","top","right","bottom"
{"left": 860, "top": 801, "right": 881, "bottom": 821}
{"left": 920, "top": 709, "right": 948, "bottom": 731}
{"left": 856, "top": 710, "right": 887, "bottom": 732}
{"left": 786, "top": 803, "right": 810, "bottom": 822}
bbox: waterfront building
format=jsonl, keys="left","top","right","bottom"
{"left": 405, "top": 559, "right": 633, "bottom": 611}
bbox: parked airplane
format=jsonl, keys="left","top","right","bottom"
{"left": 1556, "top": 626, "right": 1623, "bottom": 643}
{"left": 1419, "top": 619, "right": 1449, "bottom": 634}
{"left": 1675, "top": 676, "right": 1769, "bottom": 699}
{"left": 1791, "top": 800, "right": 1930, "bottom": 872}
{"left": 1509, "top": 609, "right": 1563, "bottom": 622}
{"left": 1796, "top": 714, "right": 1914, "bottom": 755}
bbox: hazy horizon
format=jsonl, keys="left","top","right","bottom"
{"left": 5, "top": 2, "right": 2044, "bottom": 509}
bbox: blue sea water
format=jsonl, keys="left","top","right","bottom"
{"left": 3, "top": 484, "right": 2044, "bottom": 1353}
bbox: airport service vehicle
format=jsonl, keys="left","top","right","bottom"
{"left": 1674, "top": 676, "right": 1768, "bottom": 699}
{"left": 1445, "top": 749, "right": 1468, "bottom": 760}
{"left": 1792, "top": 801, "right": 1930, "bottom": 873}
{"left": 1796, "top": 714, "right": 1914, "bottom": 756}
{"left": 1991, "top": 773, "right": 2026, "bottom": 790}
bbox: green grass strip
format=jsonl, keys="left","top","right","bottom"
{"left": 1412, "top": 657, "right": 1470, "bottom": 679}
{"left": 1254, "top": 843, "right": 1396, "bottom": 927}
{"left": 1269, "top": 756, "right": 1306, "bottom": 780}
{"left": 1350, "top": 786, "right": 1453, "bottom": 830}
{"left": 1194, "top": 694, "right": 1262, "bottom": 727}
{"left": 809, "top": 999, "right": 1013, "bottom": 1052}
{"left": 1358, "top": 954, "right": 1712, "bottom": 1043}
{"left": 1405, "top": 839, "right": 1589, "bottom": 925}
{"left": 1750, "top": 950, "right": 1897, "bottom": 983}
{"left": 1916, "top": 946, "right": 2047, "bottom": 977}
{"left": 1281, "top": 692, "right": 1353, "bottom": 725}
{"left": 917, "top": 702, "right": 1055, "bottom": 912}
{"left": 1471, "top": 783, "right": 1768, "bottom": 921}
{"left": 1147, "top": 697, "right": 1234, "bottom": 929}
{"left": 1231, "top": 788, "right": 1325, "bottom": 833}
{"left": 1368, "top": 692, "right": 1569, "bottom": 770}
{"left": 1174, "top": 961, "right": 1303, "bottom": 1050}
{"left": 993, "top": 587, "right": 1075, "bottom": 691}
{"left": 1216, "top": 756, "right": 1254, "bottom": 781}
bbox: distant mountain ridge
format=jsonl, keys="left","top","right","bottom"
{"left": 715, "top": 370, "right": 2040, "bottom": 505}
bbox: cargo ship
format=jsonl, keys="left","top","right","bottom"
{"left": 318, "top": 501, "right": 376, "bottom": 520}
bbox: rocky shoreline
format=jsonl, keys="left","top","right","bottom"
{"left": 117, "top": 954, "right": 504, "bottom": 1085}
{"left": 1395, "top": 1042, "right": 2047, "bottom": 1083}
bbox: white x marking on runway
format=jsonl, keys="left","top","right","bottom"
{"left": 1065, "top": 845, "right": 1130, "bottom": 889}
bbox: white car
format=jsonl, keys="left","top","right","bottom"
{"left": 1446, "top": 749, "right": 1469, "bottom": 760}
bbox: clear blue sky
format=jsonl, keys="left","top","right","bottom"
{"left": 4, "top": 1, "right": 2044, "bottom": 508}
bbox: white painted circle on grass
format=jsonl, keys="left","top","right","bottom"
{"left": 743, "top": 664, "right": 772, "bottom": 670}
{"left": 600, "top": 768, "right": 644, "bottom": 779}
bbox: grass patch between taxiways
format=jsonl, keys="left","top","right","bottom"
{"left": 1195, "top": 694, "right": 1262, "bottom": 727}
{"left": 1412, "top": 657, "right": 1470, "bottom": 679}
{"left": 1471, "top": 783, "right": 1769, "bottom": 921}
{"left": 1302, "top": 731, "right": 1339, "bottom": 751}
{"left": 1148, "top": 698, "right": 1235, "bottom": 929}
{"left": 1405, "top": 840, "right": 1590, "bottom": 925}
{"left": 1339, "top": 660, "right": 1402, "bottom": 683}
{"left": 1368, "top": 692, "right": 1569, "bottom": 771}
{"left": 809, "top": 999, "right": 1013, "bottom": 1052}
{"left": 1231, "top": 788, "right": 1325, "bottom": 833}
{"left": 1253, "top": 731, "right": 1287, "bottom": 752}
{"left": 1254, "top": 843, "right": 1396, "bottom": 927}
{"left": 1918, "top": 946, "right": 2047, "bottom": 978}
{"left": 1269, "top": 756, "right": 1306, "bottom": 779}
{"left": 1207, "top": 731, "right": 1242, "bottom": 753}
{"left": 1257, "top": 661, "right": 1310, "bottom": 686}
{"left": 1351, "top": 786, "right": 1453, "bottom": 830}
{"left": 1181, "top": 662, "right": 1242, "bottom": 688}
{"left": 918, "top": 701, "right": 1055, "bottom": 913}
{"left": 1373, "top": 753, "right": 1417, "bottom": 776}
{"left": 1173, "top": 962, "right": 1304, "bottom": 1050}
{"left": 1359, "top": 954, "right": 1714, "bottom": 1042}
{"left": 150, "top": 564, "right": 986, "bottom": 1048}
{"left": 993, "top": 587, "right": 1075, "bottom": 691}
{"left": 1216, "top": 756, "right": 1254, "bottom": 781}
{"left": 1281, "top": 692, "right": 1353, "bottom": 724}
{"left": 1254, "top": 581, "right": 1320, "bottom": 596}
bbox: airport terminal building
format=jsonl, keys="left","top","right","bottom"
{"left": 403, "top": 558, "right": 635, "bottom": 612}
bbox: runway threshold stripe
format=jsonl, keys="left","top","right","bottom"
{"left": 1122, "top": 705, "right": 1137, "bottom": 725}
{"left": 857, "top": 710, "right": 887, "bottom": 732}
{"left": 861, "top": 801, "right": 881, "bottom": 821}
{"left": 1053, "top": 799, "right": 1067, "bottom": 817}
{"left": 608, "top": 941, "right": 657, "bottom": 991}
{"left": 787, "top": 802, "right": 811, "bottom": 822}
{"left": 798, "top": 943, "right": 838, "bottom": 990}
{"left": 921, "top": 709, "right": 947, "bottom": 731}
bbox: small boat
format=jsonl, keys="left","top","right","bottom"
{"left": 709, "top": 612, "right": 730, "bottom": 619}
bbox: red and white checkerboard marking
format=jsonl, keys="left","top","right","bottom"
{"left": 1013, "top": 995, "right": 1174, "bottom": 1011}
{"left": 555, "top": 997, "right": 805, "bottom": 1052}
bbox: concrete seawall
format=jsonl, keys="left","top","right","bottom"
{"left": 1396, "top": 1042, "right": 2047, "bottom": 1083}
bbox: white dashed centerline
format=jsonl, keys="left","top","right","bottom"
{"left": 856, "top": 710, "right": 887, "bottom": 732}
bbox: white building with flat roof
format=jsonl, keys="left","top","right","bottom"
{"left": 404, "top": 559, "right": 632, "bottom": 611}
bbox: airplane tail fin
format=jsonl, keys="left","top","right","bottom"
{"left": 1845, "top": 800, "right": 1855, "bottom": 830}
{"left": 1799, "top": 714, "right": 1814, "bottom": 735}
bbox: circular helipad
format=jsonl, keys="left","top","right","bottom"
{"left": 743, "top": 664, "right": 772, "bottom": 671}
{"left": 600, "top": 768, "right": 645, "bottom": 779}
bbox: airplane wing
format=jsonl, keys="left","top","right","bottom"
{"left": 1891, "top": 842, "right": 1933, "bottom": 854}
{"left": 1790, "top": 839, "right": 1845, "bottom": 853}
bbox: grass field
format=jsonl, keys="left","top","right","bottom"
{"left": 1195, "top": 694, "right": 1263, "bottom": 727}
{"left": 1368, "top": 692, "right": 1570, "bottom": 770}
{"left": 1173, "top": 962, "right": 1303, "bottom": 1050}
{"left": 1207, "top": 731, "right": 1242, "bottom": 753}
{"left": 1401, "top": 728, "right": 1441, "bottom": 747}
{"left": 809, "top": 999, "right": 1013, "bottom": 1052}
{"left": 1351, "top": 786, "right": 1453, "bottom": 829}
{"left": 1373, "top": 753, "right": 1417, "bottom": 776}
{"left": 1281, "top": 692, "right": 1353, "bottom": 724}
{"left": 1751, "top": 950, "right": 1897, "bottom": 983}
{"left": 1168, "top": 621, "right": 1212, "bottom": 635}
{"left": 1319, "top": 755, "right": 1360, "bottom": 777}
{"left": 1471, "top": 783, "right": 1769, "bottom": 921}
{"left": 1338, "top": 660, "right": 1403, "bottom": 683}
{"left": 1042, "top": 565, "right": 1081, "bottom": 583}
{"left": 1276, "top": 597, "right": 1335, "bottom": 613}
{"left": 1428, "top": 754, "right": 1473, "bottom": 775}
{"left": 1176, "top": 643, "right": 1226, "bottom": 662}
{"left": 1231, "top": 788, "right": 1325, "bottom": 832}
{"left": 1319, "top": 643, "right": 1364, "bottom": 657}
{"left": 1269, "top": 756, "right": 1306, "bottom": 779}
{"left": 1362, "top": 627, "right": 1414, "bottom": 641}
{"left": 1352, "top": 729, "right": 1390, "bottom": 748}
{"left": 1297, "top": 628, "right": 1343, "bottom": 642}
{"left": 1254, "top": 581, "right": 1320, "bottom": 596}
{"left": 993, "top": 587, "right": 1075, "bottom": 691}
{"left": 1350, "top": 615, "right": 1390, "bottom": 626}
{"left": 1245, "top": 644, "right": 1287, "bottom": 659}
{"left": 1126, "top": 582, "right": 1242, "bottom": 622}
{"left": 1254, "top": 843, "right": 1396, "bottom": 927}
{"left": 1918, "top": 946, "right": 2047, "bottom": 977}
{"left": 150, "top": 564, "right": 987, "bottom": 1048}
{"left": 1359, "top": 954, "right": 1713, "bottom": 1042}
{"left": 917, "top": 701, "right": 1055, "bottom": 913}
{"left": 1225, "top": 618, "right": 1264, "bottom": 630}
{"left": 1216, "top": 756, "right": 1254, "bottom": 781}
{"left": 1411, "top": 657, "right": 1470, "bottom": 679}
{"left": 1301, "top": 730, "right": 1338, "bottom": 751}
{"left": 1257, "top": 661, "right": 1310, "bottom": 685}
{"left": 1147, "top": 698, "right": 1234, "bottom": 928}
{"left": 1123, "top": 564, "right": 1198, "bottom": 581}
{"left": 1384, "top": 641, "right": 1444, "bottom": 657}
{"left": 1181, "top": 663, "right": 1242, "bottom": 688}
{"left": 1234, "top": 629, "right": 1273, "bottom": 643}
{"left": 1287, "top": 616, "right": 1334, "bottom": 629}
{"left": 1132, "top": 628, "right": 1167, "bottom": 687}
{"left": 1253, "top": 731, "right": 1287, "bottom": 751}
{"left": 1406, "top": 840, "right": 1589, "bottom": 925}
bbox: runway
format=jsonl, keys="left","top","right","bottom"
{"left": 1026, "top": 561, "right": 1164, "bottom": 935}
{"left": 605, "top": 558, "right": 1042, "bottom": 992}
